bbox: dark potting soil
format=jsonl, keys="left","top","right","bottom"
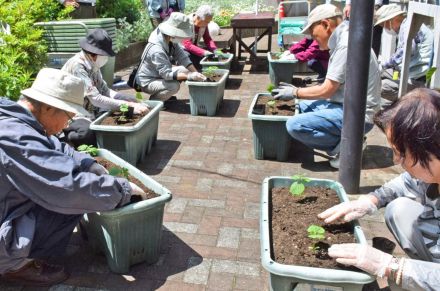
{"left": 255, "top": 95, "right": 295, "bottom": 116}
{"left": 203, "top": 74, "right": 223, "bottom": 83}
{"left": 206, "top": 55, "right": 227, "bottom": 62}
{"left": 270, "top": 53, "right": 281, "bottom": 60}
{"left": 271, "top": 186, "right": 356, "bottom": 269}
{"left": 100, "top": 110, "right": 148, "bottom": 127}
{"left": 95, "top": 157, "right": 158, "bottom": 203}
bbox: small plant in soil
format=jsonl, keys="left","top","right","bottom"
{"left": 289, "top": 174, "right": 311, "bottom": 196}
{"left": 108, "top": 166, "right": 129, "bottom": 179}
{"left": 118, "top": 103, "right": 129, "bottom": 122}
{"left": 215, "top": 49, "right": 226, "bottom": 60}
{"left": 307, "top": 224, "right": 326, "bottom": 252}
{"left": 77, "top": 144, "right": 99, "bottom": 157}
{"left": 266, "top": 83, "right": 275, "bottom": 93}
{"left": 135, "top": 92, "right": 143, "bottom": 101}
{"left": 267, "top": 100, "right": 276, "bottom": 113}
{"left": 202, "top": 66, "right": 219, "bottom": 79}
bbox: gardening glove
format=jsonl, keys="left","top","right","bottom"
{"left": 318, "top": 196, "right": 378, "bottom": 224}
{"left": 272, "top": 82, "right": 299, "bottom": 100}
{"left": 187, "top": 72, "right": 207, "bottom": 82}
{"left": 129, "top": 182, "right": 147, "bottom": 200}
{"left": 130, "top": 102, "right": 150, "bottom": 114}
{"left": 204, "top": 51, "right": 214, "bottom": 57}
{"left": 88, "top": 162, "right": 108, "bottom": 175}
{"left": 328, "top": 243, "right": 393, "bottom": 277}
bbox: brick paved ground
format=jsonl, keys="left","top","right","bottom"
{"left": 0, "top": 37, "right": 406, "bottom": 291}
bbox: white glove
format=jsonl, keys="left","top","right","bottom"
{"left": 203, "top": 51, "right": 214, "bottom": 57}
{"left": 272, "top": 82, "right": 298, "bottom": 100}
{"left": 318, "top": 196, "right": 378, "bottom": 223}
{"left": 130, "top": 102, "right": 150, "bottom": 114}
{"left": 88, "top": 162, "right": 108, "bottom": 175}
{"left": 279, "top": 50, "right": 296, "bottom": 61}
{"left": 129, "top": 181, "right": 147, "bottom": 200}
{"left": 187, "top": 72, "right": 207, "bottom": 82}
{"left": 328, "top": 243, "right": 393, "bottom": 277}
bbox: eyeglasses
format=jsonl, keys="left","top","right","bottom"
{"left": 63, "top": 111, "right": 74, "bottom": 125}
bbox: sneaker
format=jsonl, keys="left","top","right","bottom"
{"left": 329, "top": 138, "right": 367, "bottom": 169}
{"left": 2, "top": 260, "right": 69, "bottom": 287}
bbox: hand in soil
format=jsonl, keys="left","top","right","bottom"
{"left": 129, "top": 181, "right": 146, "bottom": 199}
{"left": 131, "top": 102, "right": 150, "bottom": 114}
{"left": 328, "top": 243, "right": 393, "bottom": 277}
{"left": 318, "top": 197, "right": 378, "bottom": 224}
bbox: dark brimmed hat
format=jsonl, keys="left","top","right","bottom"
{"left": 79, "top": 29, "right": 115, "bottom": 57}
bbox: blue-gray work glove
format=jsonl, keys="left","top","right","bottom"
{"left": 272, "top": 82, "right": 299, "bottom": 100}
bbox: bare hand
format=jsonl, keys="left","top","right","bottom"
{"left": 343, "top": 4, "right": 351, "bottom": 19}
{"left": 63, "top": 0, "right": 79, "bottom": 8}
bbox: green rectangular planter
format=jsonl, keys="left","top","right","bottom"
{"left": 268, "top": 52, "right": 304, "bottom": 86}
{"left": 260, "top": 176, "right": 375, "bottom": 291}
{"left": 186, "top": 69, "right": 229, "bottom": 116}
{"left": 89, "top": 100, "right": 163, "bottom": 165}
{"left": 83, "top": 149, "right": 172, "bottom": 273}
{"left": 248, "top": 93, "right": 297, "bottom": 161}
{"left": 200, "top": 53, "right": 233, "bottom": 71}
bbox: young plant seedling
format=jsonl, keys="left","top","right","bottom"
{"left": 266, "top": 83, "right": 275, "bottom": 93}
{"left": 77, "top": 144, "right": 99, "bottom": 157}
{"left": 214, "top": 49, "right": 225, "bottom": 60}
{"left": 289, "top": 174, "right": 311, "bottom": 196}
{"left": 307, "top": 224, "right": 325, "bottom": 252}
{"left": 118, "top": 103, "right": 129, "bottom": 122}
{"left": 108, "top": 166, "right": 130, "bottom": 179}
{"left": 266, "top": 100, "right": 276, "bottom": 114}
{"left": 135, "top": 92, "right": 143, "bottom": 101}
{"left": 202, "top": 66, "right": 219, "bottom": 79}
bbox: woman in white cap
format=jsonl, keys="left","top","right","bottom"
{"left": 136, "top": 12, "right": 206, "bottom": 105}
{"left": 0, "top": 68, "right": 146, "bottom": 286}
{"left": 374, "top": 4, "right": 433, "bottom": 101}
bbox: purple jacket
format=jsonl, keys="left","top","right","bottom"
{"left": 289, "top": 38, "right": 330, "bottom": 69}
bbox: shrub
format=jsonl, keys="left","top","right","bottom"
{"left": 0, "top": 0, "right": 72, "bottom": 100}
{"left": 114, "top": 10, "right": 153, "bottom": 51}
{"left": 96, "top": 0, "right": 144, "bottom": 25}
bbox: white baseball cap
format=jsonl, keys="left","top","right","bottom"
{"left": 159, "top": 12, "right": 194, "bottom": 38}
{"left": 21, "top": 68, "right": 89, "bottom": 116}
{"left": 301, "top": 4, "right": 342, "bottom": 34}
{"left": 374, "top": 4, "right": 405, "bottom": 26}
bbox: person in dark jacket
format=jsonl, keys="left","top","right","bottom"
{"left": 0, "top": 68, "right": 146, "bottom": 286}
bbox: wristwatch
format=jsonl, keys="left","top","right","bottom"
{"left": 387, "top": 257, "right": 400, "bottom": 281}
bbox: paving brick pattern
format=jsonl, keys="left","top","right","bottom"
{"left": 0, "top": 39, "right": 405, "bottom": 291}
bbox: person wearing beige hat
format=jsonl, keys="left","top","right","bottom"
{"left": 0, "top": 68, "right": 147, "bottom": 286}
{"left": 137, "top": 12, "right": 206, "bottom": 105}
{"left": 375, "top": 4, "right": 434, "bottom": 101}
{"left": 272, "top": 4, "right": 381, "bottom": 169}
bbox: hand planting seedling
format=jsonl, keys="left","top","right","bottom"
{"left": 202, "top": 66, "right": 219, "bottom": 79}
{"left": 118, "top": 103, "right": 129, "bottom": 122}
{"left": 289, "top": 174, "right": 311, "bottom": 196}
{"left": 77, "top": 144, "right": 99, "bottom": 157}
{"left": 307, "top": 224, "right": 325, "bottom": 251}
{"left": 108, "top": 166, "right": 130, "bottom": 179}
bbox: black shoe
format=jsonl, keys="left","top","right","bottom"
{"left": 167, "top": 96, "right": 177, "bottom": 101}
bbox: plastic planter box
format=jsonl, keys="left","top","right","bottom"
{"left": 82, "top": 149, "right": 172, "bottom": 273}
{"left": 186, "top": 69, "right": 229, "bottom": 116}
{"left": 248, "top": 93, "right": 297, "bottom": 161}
{"left": 260, "top": 176, "right": 375, "bottom": 291}
{"left": 268, "top": 52, "right": 308, "bottom": 86}
{"left": 200, "top": 53, "right": 233, "bottom": 71}
{"left": 90, "top": 100, "right": 163, "bottom": 165}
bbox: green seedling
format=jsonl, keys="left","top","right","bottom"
{"left": 267, "top": 83, "right": 275, "bottom": 93}
{"left": 267, "top": 100, "right": 276, "bottom": 107}
{"left": 307, "top": 224, "right": 325, "bottom": 251}
{"left": 215, "top": 49, "right": 226, "bottom": 59}
{"left": 135, "top": 92, "right": 143, "bottom": 101}
{"left": 77, "top": 144, "right": 99, "bottom": 157}
{"left": 108, "top": 166, "right": 130, "bottom": 179}
{"left": 202, "top": 66, "right": 219, "bottom": 79}
{"left": 426, "top": 67, "right": 437, "bottom": 86}
{"left": 289, "top": 174, "right": 311, "bottom": 196}
{"left": 118, "top": 103, "right": 129, "bottom": 122}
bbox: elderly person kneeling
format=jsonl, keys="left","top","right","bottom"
{"left": 0, "top": 68, "right": 147, "bottom": 286}
{"left": 136, "top": 12, "right": 206, "bottom": 104}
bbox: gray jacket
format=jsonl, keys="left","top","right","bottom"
{"left": 372, "top": 172, "right": 440, "bottom": 290}
{"left": 136, "top": 28, "right": 192, "bottom": 87}
{"left": 0, "top": 98, "right": 131, "bottom": 273}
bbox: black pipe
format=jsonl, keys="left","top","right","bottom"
{"left": 338, "top": 0, "right": 375, "bottom": 193}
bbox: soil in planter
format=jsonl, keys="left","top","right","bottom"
{"left": 270, "top": 53, "right": 282, "bottom": 60}
{"left": 206, "top": 55, "right": 227, "bottom": 62}
{"left": 199, "top": 74, "right": 223, "bottom": 83}
{"left": 255, "top": 95, "right": 295, "bottom": 116}
{"left": 271, "top": 186, "right": 356, "bottom": 269}
{"left": 100, "top": 110, "right": 148, "bottom": 127}
{"left": 95, "top": 157, "right": 158, "bottom": 203}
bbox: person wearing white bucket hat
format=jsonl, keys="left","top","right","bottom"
{"left": 272, "top": 4, "right": 381, "bottom": 169}
{"left": 374, "top": 4, "right": 433, "bottom": 101}
{"left": 0, "top": 68, "right": 146, "bottom": 286}
{"left": 137, "top": 12, "right": 206, "bottom": 106}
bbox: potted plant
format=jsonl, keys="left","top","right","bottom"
{"left": 248, "top": 92, "right": 297, "bottom": 161}
{"left": 186, "top": 67, "right": 229, "bottom": 116}
{"left": 260, "top": 176, "right": 375, "bottom": 290}
{"left": 89, "top": 100, "right": 163, "bottom": 165}
{"left": 268, "top": 51, "right": 309, "bottom": 86}
{"left": 79, "top": 147, "right": 172, "bottom": 273}
{"left": 200, "top": 49, "right": 234, "bottom": 71}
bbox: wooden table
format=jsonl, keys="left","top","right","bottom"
{"left": 231, "top": 12, "right": 275, "bottom": 61}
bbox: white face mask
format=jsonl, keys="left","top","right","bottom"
{"left": 95, "top": 55, "right": 108, "bottom": 68}
{"left": 384, "top": 21, "right": 397, "bottom": 36}
{"left": 171, "top": 37, "right": 185, "bottom": 44}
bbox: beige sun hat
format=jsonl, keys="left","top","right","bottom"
{"left": 374, "top": 4, "right": 406, "bottom": 26}
{"left": 301, "top": 4, "right": 342, "bottom": 34}
{"left": 21, "top": 68, "right": 89, "bottom": 116}
{"left": 158, "top": 12, "right": 194, "bottom": 38}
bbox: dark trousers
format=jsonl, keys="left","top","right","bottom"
{"left": 29, "top": 206, "right": 82, "bottom": 259}
{"left": 307, "top": 59, "right": 327, "bottom": 79}
{"left": 189, "top": 53, "right": 204, "bottom": 71}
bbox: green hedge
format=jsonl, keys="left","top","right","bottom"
{"left": 0, "top": 0, "right": 72, "bottom": 100}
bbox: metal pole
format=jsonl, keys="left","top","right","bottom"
{"left": 338, "top": 0, "right": 375, "bottom": 193}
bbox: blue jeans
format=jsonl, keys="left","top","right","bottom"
{"left": 286, "top": 100, "right": 373, "bottom": 155}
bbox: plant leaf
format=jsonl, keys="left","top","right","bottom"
{"left": 290, "top": 182, "right": 305, "bottom": 196}
{"left": 426, "top": 67, "right": 437, "bottom": 83}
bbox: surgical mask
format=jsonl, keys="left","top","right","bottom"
{"left": 384, "top": 21, "right": 397, "bottom": 36}
{"left": 171, "top": 37, "right": 185, "bottom": 44}
{"left": 95, "top": 55, "right": 108, "bottom": 68}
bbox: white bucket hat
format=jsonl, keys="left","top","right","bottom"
{"left": 21, "top": 68, "right": 89, "bottom": 116}
{"left": 301, "top": 4, "right": 342, "bottom": 34}
{"left": 374, "top": 4, "right": 406, "bottom": 26}
{"left": 158, "top": 12, "right": 194, "bottom": 38}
